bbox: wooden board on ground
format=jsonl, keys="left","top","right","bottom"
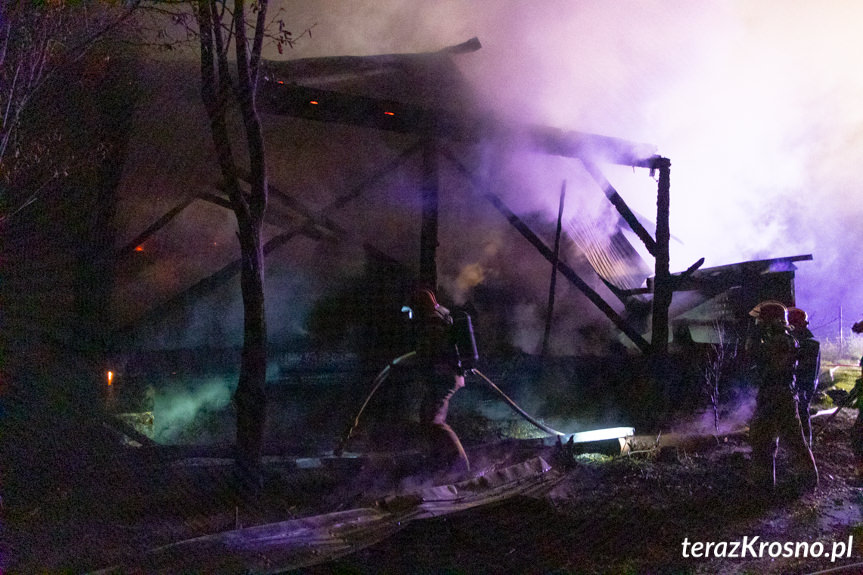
{"left": 91, "top": 457, "right": 562, "bottom": 574}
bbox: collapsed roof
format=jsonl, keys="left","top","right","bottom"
{"left": 116, "top": 39, "right": 802, "bottom": 356}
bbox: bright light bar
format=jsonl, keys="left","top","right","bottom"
{"left": 569, "top": 426, "right": 634, "bottom": 443}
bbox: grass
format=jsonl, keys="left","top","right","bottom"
{"left": 825, "top": 366, "right": 861, "bottom": 392}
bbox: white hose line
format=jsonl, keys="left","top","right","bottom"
{"left": 334, "top": 351, "right": 417, "bottom": 455}
{"left": 470, "top": 368, "right": 567, "bottom": 437}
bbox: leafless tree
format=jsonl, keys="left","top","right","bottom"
{"left": 192, "top": 0, "right": 308, "bottom": 485}
{"left": 703, "top": 322, "right": 738, "bottom": 434}
{"left": 0, "top": 0, "right": 140, "bottom": 223}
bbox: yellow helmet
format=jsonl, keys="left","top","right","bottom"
{"left": 749, "top": 300, "right": 788, "bottom": 325}
{"left": 787, "top": 307, "right": 808, "bottom": 329}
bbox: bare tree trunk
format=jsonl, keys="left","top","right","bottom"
{"left": 235, "top": 216, "right": 267, "bottom": 481}
{"left": 232, "top": 0, "right": 269, "bottom": 485}
{"left": 196, "top": 0, "right": 269, "bottom": 485}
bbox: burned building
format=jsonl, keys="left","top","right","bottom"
{"left": 28, "top": 38, "right": 814, "bottom": 440}
{"left": 663, "top": 254, "right": 812, "bottom": 344}
{"left": 113, "top": 40, "right": 669, "bottom": 358}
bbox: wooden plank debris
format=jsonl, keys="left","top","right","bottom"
{"left": 91, "top": 457, "right": 562, "bottom": 574}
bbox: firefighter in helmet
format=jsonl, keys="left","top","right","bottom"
{"left": 409, "top": 288, "right": 470, "bottom": 474}
{"left": 747, "top": 301, "right": 818, "bottom": 492}
{"left": 850, "top": 319, "right": 863, "bottom": 474}
{"left": 787, "top": 307, "right": 821, "bottom": 446}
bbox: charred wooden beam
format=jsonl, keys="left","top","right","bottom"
{"left": 114, "top": 144, "right": 421, "bottom": 338}
{"left": 526, "top": 125, "right": 657, "bottom": 169}
{"left": 260, "top": 81, "right": 657, "bottom": 167}
{"left": 579, "top": 157, "right": 657, "bottom": 256}
{"left": 440, "top": 36, "right": 482, "bottom": 54}
{"left": 677, "top": 257, "right": 705, "bottom": 284}
{"left": 442, "top": 148, "right": 650, "bottom": 352}
{"left": 261, "top": 81, "right": 475, "bottom": 139}
{"left": 198, "top": 191, "right": 233, "bottom": 210}
{"left": 236, "top": 169, "right": 348, "bottom": 238}
{"left": 598, "top": 275, "right": 632, "bottom": 303}
{"left": 115, "top": 196, "right": 197, "bottom": 259}
{"left": 201, "top": 190, "right": 332, "bottom": 242}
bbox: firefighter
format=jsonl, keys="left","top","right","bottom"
{"left": 747, "top": 301, "right": 818, "bottom": 492}
{"left": 410, "top": 288, "right": 470, "bottom": 475}
{"left": 851, "top": 319, "right": 863, "bottom": 474}
{"left": 787, "top": 307, "right": 821, "bottom": 446}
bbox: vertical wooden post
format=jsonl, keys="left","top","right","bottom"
{"left": 419, "top": 138, "right": 439, "bottom": 288}
{"left": 651, "top": 156, "right": 672, "bottom": 357}
{"left": 647, "top": 156, "right": 672, "bottom": 417}
{"left": 541, "top": 180, "right": 566, "bottom": 357}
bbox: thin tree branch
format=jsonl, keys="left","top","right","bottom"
{"left": 249, "top": 1, "right": 267, "bottom": 83}
{"left": 196, "top": 0, "right": 246, "bottom": 218}
{"left": 233, "top": 0, "right": 251, "bottom": 89}
{"left": 0, "top": 173, "right": 56, "bottom": 225}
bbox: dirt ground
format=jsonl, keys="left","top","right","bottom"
{"left": 284, "top": 410, "right": 863, "bottom": 575}
{"left": 4, "top": 404, "right": 863, "bottom": 574}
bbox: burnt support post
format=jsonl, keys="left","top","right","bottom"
{"left": 650, "top": 156, "right": 673, "bottom": 416}
{"left": 650, "top": 156, "right": 672, "bottom": 357}
{"left": 541, "top": 180, "right": 566, "bottom": 357}
{"left": 419, "top": 138, "right": 439, "bottom": 288}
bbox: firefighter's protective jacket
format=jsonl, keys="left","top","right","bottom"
{"left": 414, "top": 304, "right": 460, "bottom": 375}
{"left": 750, "top": 323, "right": 799, "bottom": 392}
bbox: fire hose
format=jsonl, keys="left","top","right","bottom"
{"left": 334, "top": 355, "right": 567, "bottom": 456}
{"left": 469, "top": 368, "right": 566, "bottom": 437}
{"left": 333, "top": 351, "right": 416, "bottom": 457}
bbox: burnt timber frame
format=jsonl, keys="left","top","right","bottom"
{"left": 441, "top": 149, "right": 650, "bottom": 352}
{"left": 263, "top": 79, "right": 673, "bottom": 356}
{"left": 118, "top": 75, "right": 672, "bottom": 355}
{"left": 113, "top": 142, "right": 422, "bottom": 339}
{"left": 261, "top": 80, "right": 668, "bottom": 352}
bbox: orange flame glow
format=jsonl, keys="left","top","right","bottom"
{"left": 107, "top": 371, "right": 113, "bottom": 386}
{"left": 134, "top": 246, "right": 144, "bottom": 252}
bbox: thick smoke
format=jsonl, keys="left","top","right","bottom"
{"left": 120, "top": 2, "right": 863, "bottom": 355}
{"left": 276, "top": 0, "right": 863, "bottom": 342}
{"left": 153, "top": 377, "right": 236, "bottom": 443}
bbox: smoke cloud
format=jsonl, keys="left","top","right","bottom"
{"left": 120, "top": 2, "right": 863, "bottom": 354}
{"left": 152, "top": 377, "right": 236, "bottom": 443}
{"left": 274, "top": 0, "right": 863, "bottom": 341}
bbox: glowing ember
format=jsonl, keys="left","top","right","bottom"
{"left": 134, "top": 246, "right": 144, "bottom": 252}
{"left": 569, "top": 426, "right": 634, "bottom": 443}
{"left": 309, "top": 100, "right": 319, "bottom": 105}
{"left": 383, "top": 111, "right": 395, "bottom": 116}
{"left": 107, "top": 371, "right": 114, "bottom": 386}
